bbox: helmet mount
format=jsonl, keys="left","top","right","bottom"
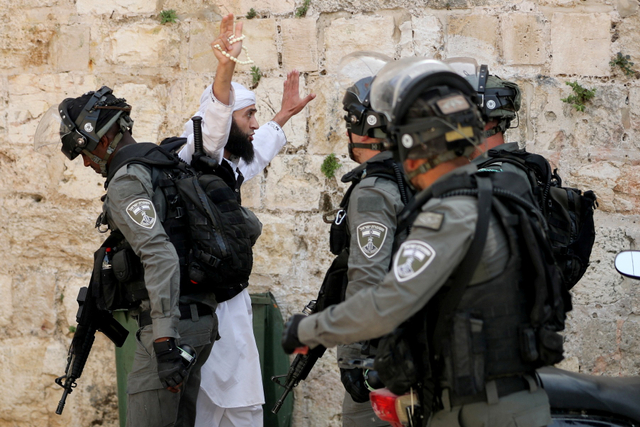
{"left": 57, "top": 86, "right": 133, "bottom": 176}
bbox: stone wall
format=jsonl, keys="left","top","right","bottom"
{"left": 0, "top": 0, "right": 639, "bottom": 426}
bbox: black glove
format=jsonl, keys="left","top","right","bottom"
{"left": 340, "top": 368, "right": 370, "bottom": 403}
{"left": 153, "top": 338, "right": 192, "bottom": 389}
{"left": 281, "top": 314, "right": 305, "bottom": 354}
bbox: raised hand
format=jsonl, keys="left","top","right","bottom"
{"left": 273, "top": 70, "right": 317, "bottom": 127}
{"left": 211, "top": 14, "right": 243, "bottom": 105}
{"left": 211, "top": 14, "right": 244, "bottom": 66}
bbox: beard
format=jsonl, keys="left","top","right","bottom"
{"left": 225, "top": 120, "right": 255, "bottom": 164}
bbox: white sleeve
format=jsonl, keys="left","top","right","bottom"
{"left": 178, "top": 86, "right": 235, "bottom": 165}
{"left": 237, "top": 121, "right": 287, "bottom": 182}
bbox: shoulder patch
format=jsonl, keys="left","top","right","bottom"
{"left": 394, "top": 240, "right": 436, "bottom": 282}
{"left": 413, "top": 211, "right": 444, "bottom": 231}
{"left": 126, "top": 198, "right": 157, "bottom": 229}
{"left": 357, "top": 222, "right": 388, "bottom": 258}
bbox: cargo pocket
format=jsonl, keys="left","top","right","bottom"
{"left": 126, "top": 388, "right": 177, "bottom": 427}
{"left": 512, "top": 389, "right": 552, "bottom": 427}
{"left": 177, "top": 313, "right": 216, "bottom": 349}
{"left": 127, "top": 325, "right": 164, "bottom": 394}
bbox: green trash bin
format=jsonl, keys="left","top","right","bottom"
{"left": 113, "top": 311, "right": 139, "bottom": 427}
{"left": 114, "top": 293, "right": 293, "bottom": 427}
{"left": 250, "top": 292, "right": 294, "bottom": 427}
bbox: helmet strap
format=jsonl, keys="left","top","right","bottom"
{"left": 404, "top": 146, "right": 475, "bottom": 180}
{"left": 348, "top": 142, "right": 387, "bottom": 152}
{"left": 82, "top": 131, "right": 123, "bottom": 177}
{"left": 347, "top": 131, "right": 356, "bottom": 161}
{"left": 483, "top": 118, "right": 510, "bottom": 139}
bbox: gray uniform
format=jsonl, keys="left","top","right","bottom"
{"left": 103, "top": 162, "right": 218, "bottom": 427}
{"left": 338, "top": 151, "right": 406, "bottom": 427}
{"left": 299, "top": 164, "right": 551, "bottom": 427}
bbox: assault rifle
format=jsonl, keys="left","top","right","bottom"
{"left": 271, "top": 300, "right": 326, "bottom": 414}
{"left": 271, "top": 250, "right": 349, "bottom": 413}
{"left": 55, "top": 284, "right": 129, "bottom": 415}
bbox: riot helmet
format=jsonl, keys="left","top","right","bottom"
{"left": 34, "top": 86, "right": 133, "bottom": 176}
{"left": 337, "top": 52, "right": 392, "bottom": 157}
{"left": 370, "top": 58, "right": 484, "bottom": 179}
{"left": 445, "top": 57, "right": 521, "bottom": 137}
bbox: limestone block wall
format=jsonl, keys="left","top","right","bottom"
{"left": 0, "top": 0, "right": 639, "bottom": 426}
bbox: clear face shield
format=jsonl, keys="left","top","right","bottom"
{"left": 337, "top": 51, "right": 392, "bottom": 103}
{"left": 370, "top": 58, "right": 461, "bottom": 123}
{"left": 337, "top": 52, "right": 392, "bottom": 157}
{"left": 443, "top": 57, "right": 482, "bottom": 90}
{"left": 33, "top": 105, "right": 73, "bottom": 157}
{"left": 370, "top": 58, "right": 486, "bottom": 167}
{"left": 444, "top": 57, "right": 520, "bottom": 133}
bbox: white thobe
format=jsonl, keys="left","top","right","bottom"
{"left": 178, "top": 86, "right": 286, "bottom": 422}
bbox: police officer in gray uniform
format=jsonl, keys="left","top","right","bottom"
{"left": 282, "top": 58, "right": 552, "bottom": 427}
{"left": 36, "top": 88, "right": 217, "bottom": 427}
{"left": 332, "top": 53, "right": 411, "bottom": 427}
{"left": 443, "top": 58, "right": 523, "bottom": 161}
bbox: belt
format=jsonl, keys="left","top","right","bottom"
{"left": 442, "top": 374, "right": 537, "bottom": 408}
{"left": 214, "top": 281, "right": 249, "bottom": 303}
{"left": 136, "top": 303, "right": 212, "bottom": 327}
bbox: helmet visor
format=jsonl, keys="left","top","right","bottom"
{"left": 370, "top": 59, "right": 459, "bottom": 122}
{"left": 337, "top": 51, "right": 392, "bottom": 103}
{"left": 444, "top": 57, "right": 481, "bottom": 90}
{"left": 34, "top": 105, "right": 73, "bottom": 156}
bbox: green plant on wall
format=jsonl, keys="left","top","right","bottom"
{"left": 321, "top": 153, "right": 340, "bottom": 179}
{"left": 561, "top": 81, "right": 596, "bottom": 112}
{"left": 295, "top": 0, "right": 311, "bottom": 17}
{"left": 246, "top": 8, "right": 257, "bottom": 19}
{"left": 160, "top": 9, "right": 178, "bottom": 24}
{"left": 251, "top": 66, "right": 262, "bottom": 87}
{"left": 610, "top": 52, "right": 635, "bottom": 76}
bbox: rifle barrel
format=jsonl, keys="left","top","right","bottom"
{"left": 271, "top": 390, "right": 290, "bottom": 414}
{"left": 56, "top": 387, "right": 71, "bottom": 415}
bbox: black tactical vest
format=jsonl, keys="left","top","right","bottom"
{"left": 427, "top": 196, "right": 537, "bottom": 397}
{"left": 103, "top": 142, "right": 255, "bottom": 302}
{"left": 375, "top": 167, "right": 569, "bottom": 400}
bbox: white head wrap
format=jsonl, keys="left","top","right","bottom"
{"left": 197, "top": 82, "right": 256, "bottom": 111}
{"left": 231, "top": 82, "right": 256, "bottom": 112}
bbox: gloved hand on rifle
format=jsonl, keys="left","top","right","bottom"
{"left": 153, "top": 338, "right": 194, "bottom": 392}
{"left": 281, "top": 314, "right": 308, "bottom": 355}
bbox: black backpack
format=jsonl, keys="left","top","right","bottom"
{"left": 375, "top": 168, "right": 572, "bottom": 396}
{"left": 104, "top": 140, "right": 253, "bottom": 301}
{"left": 476, "top": 147, "right": 597, "bottom": 290}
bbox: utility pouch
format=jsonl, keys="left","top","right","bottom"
{"left": 519, "top": 326, "right": 539, "bottom": 362}
{"left": 444, "top": 313, "right": 486, "bottom": 396}
{"left": 92, "top": 246, "right": 118, "bottom": 311}
{"left": 537, "top": 325, "right": 564, "bottom": 365}
{"left": 93, "top": 245, "right": 146, "bottom": 311}
{"left": 112, "top": 248, "right": 139, "bottom": 283}
{"left": 374, "top": 323, "right": 423, "bottom": 396}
